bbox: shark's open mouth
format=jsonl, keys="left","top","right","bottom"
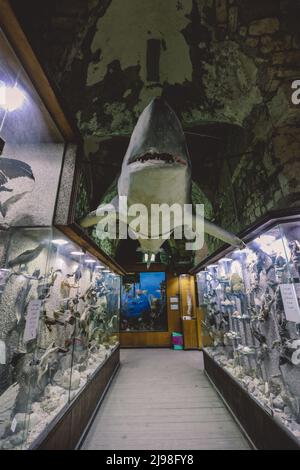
{"left": 128, "top": 152, "right": 187, "bottom": 166}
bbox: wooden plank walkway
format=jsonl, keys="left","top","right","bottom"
{"left": 82, "top": 349, "right": 250, "bottom": 450}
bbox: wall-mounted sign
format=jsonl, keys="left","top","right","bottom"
{"left": 23, "top": 300, "right": 42, "bottom": 342}
{"left": 280, "top": 284, "right": 300, "bottom": 323}
{"left": 0, "top": 339, "right": 6, "bottom": 365}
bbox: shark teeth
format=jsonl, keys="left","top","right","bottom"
{"left": 129, "top": 153, "right": 186, "bottom": 165}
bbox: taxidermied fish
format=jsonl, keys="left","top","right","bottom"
{"left": 15, "top": 280, "right": 32, "bottom": 324}
{"left": 251, "top": 326, "right": 268, "bottom": 348}
{"left": 236, "top": 345, "right": 256, "bottom": 355}
{"left": 7, "top": 242, "right": 46, "bottom": 269}
{"left": 108, "top": 314, "right": 118, "bottom": 331}
{"left": 224, "top": 331, "right": 241, "bottom": 341}
{"left": 36, "top": 343, "right": 64, "bottom": 390}
{"left": 32, "top": 269, "right": 41, "bottom": 279}
{"left": 79, "top": 306, "right": 96, "bottom": 330}
{"left": 0, "top": 191, "right": 29, "bottom": 217}
{"left": 0, "top": 157, "right": 34, "bottom": 192}
{"left": 80, "top": 98, "right": 244, "bottom": 267}
{"left": 0, "top": 383, "right": 19, "bottom": 439}
{"left": 66, "top": 265, "right": 82, "bottom": 283}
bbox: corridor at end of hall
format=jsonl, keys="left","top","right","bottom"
{"left": 82, "top": 349, "right": 251, "bottom": 450}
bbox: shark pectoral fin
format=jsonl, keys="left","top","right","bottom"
{"left": 80, "top": 196, "right": 120, "bottom": 228}
{"left": 190, "top": 212, "right": 244, "bottom": 249}
{"left": 203, "top": 218, "right": 245, "bottom": 249}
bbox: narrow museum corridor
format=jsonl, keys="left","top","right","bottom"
{"left": 82, "top": 350, "right": 250, "bottom": 451}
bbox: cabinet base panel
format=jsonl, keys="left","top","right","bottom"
{"left": 31, "top": 346, "right": 120, "bottom": 450}
{"left": 203, "top": 350, "right": 300, "bottom": 450}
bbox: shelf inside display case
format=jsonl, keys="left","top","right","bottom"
{"left": 195, "top": 213, "right": 300, "bottom": 449}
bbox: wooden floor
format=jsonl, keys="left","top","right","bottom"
{"left": 82, "top": 349, "right": 250, "bottom": 450}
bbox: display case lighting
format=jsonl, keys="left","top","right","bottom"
{"left": 0, "top": 84, "right": 25, "bottom": 112}
{"left": 52, "top": 239, "right": 68, "bottom": 246}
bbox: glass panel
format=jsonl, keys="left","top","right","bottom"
{"left": 0, "top": 227, "right": 51, "bottom": 450}
{"left": 20, "top": 228, "right": 120, "bottom": 448}
{"left": 0, "top": 227, "right": 120, "bottom": 449}
{"left": 0, "top": 28, "right": 64, "bottom": 229}
{"left": 0, "top": 25, "right": 121, "bottom": 450}
{"left": 198, "top": 220, "right": 300, "bottom": 442}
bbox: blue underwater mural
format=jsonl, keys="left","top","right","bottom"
{"left": 121, "top": 272, "right": 167, "bottom": 332}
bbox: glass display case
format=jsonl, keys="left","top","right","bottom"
{"left": 0, "top": 227, "right": 120, "bottom": 450}
{"left": 196, "top": 218, "right": 300, "bottom": 442}
{"left": 0, "top": 21, "right": 121, "bottom": 450}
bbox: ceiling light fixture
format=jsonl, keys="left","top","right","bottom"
{"left": 52, "top": 239, "right": 68, "bottom": 246}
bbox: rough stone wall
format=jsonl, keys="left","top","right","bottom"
{"left": 13, "top": 0, "right": 300, "bottom": 257}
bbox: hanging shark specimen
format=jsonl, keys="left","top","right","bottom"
{"left": 80, "top": 98, "right": 244, "bottom": 265}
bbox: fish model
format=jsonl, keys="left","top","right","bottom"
{"left": 7, "top": 242, "right": 46, "bottom": 269}
{"left": 80, "top": 98, "right": 244, "bottom": 266}
{"left": 0, "top": 383, "right": 19, "bottom": 439}
{"left": 0, "top": 158, "right": 35, "bottom": 219}
{"left": 0, "top": 157, "right": 34, "bottom": 192}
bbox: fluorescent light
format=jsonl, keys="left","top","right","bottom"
{"left": 207, "top": 264, "right": 218, "bottom": 269}
{"left": 52, "top": 239, "right": 68, "bottom": 246}
{"left": 220, "top": 258, "right": 232, "bottom": 262}
{"left": 258, "top": 235, "right": 276, "bottom": 247}
{"left": 96, "top": 265, "right": 105, "bottom": 269}
{"left": 70, "top": 251, "right": 84, "bottom": 256}
{"left": 0, "top": 84, "right": 25, "bottom": 112}
{"left": 85, "top": 259, "right": 96, "bottom": 263}
{"left": 102, "top": 269, "right": 110, "bottom": 273}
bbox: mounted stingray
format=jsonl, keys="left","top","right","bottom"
{"left": 80, "top": 98, "right": 244, "bottom": 266}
